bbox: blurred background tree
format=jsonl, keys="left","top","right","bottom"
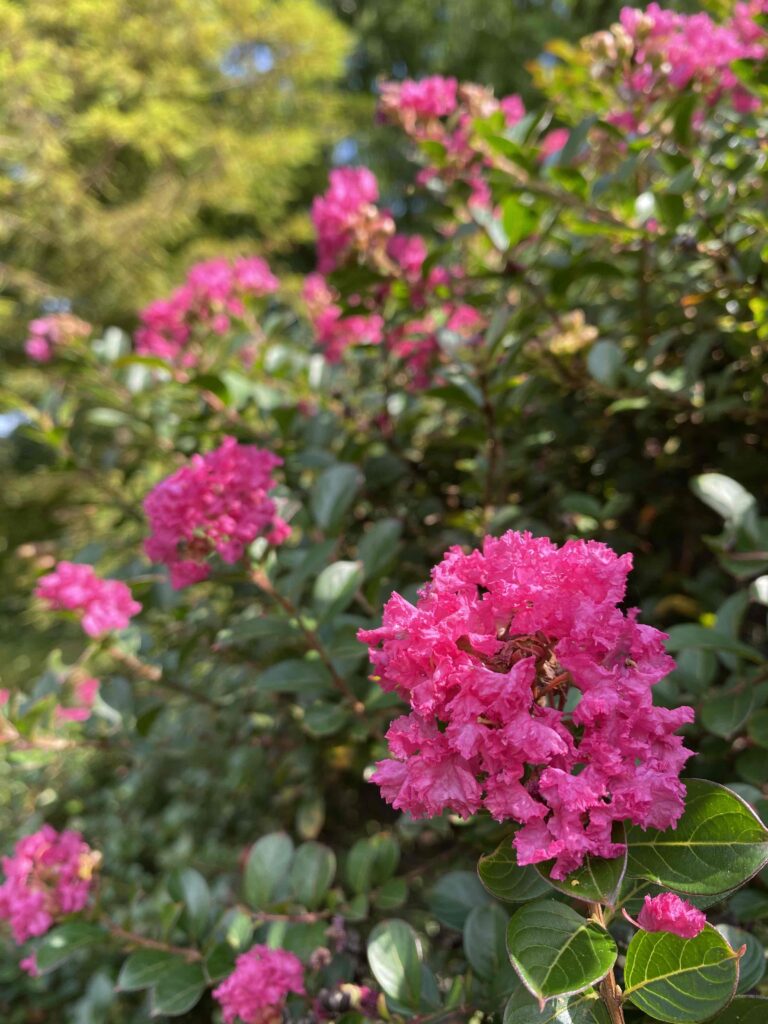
{"left": 0, "top": 0, "right": 352, "bottom": 334}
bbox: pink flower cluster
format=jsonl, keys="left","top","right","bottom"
{"left": 359, "top": 531, "right": 693, "bottom": 879}
{"left": 55, "top": 677, "right": 100, "bottom": 725}
{"left": 135, "top": 256, "right": 279, "bottom": 366}
{"left": 616, "top": 1, "right": 767, "bottom": 117}
{"left": 0, "top": 826, "right": 98, "bottom": 944}
{"left": 24, "top": 313, "right": 91, "bottom": 363}
{"left": 303, "top": 274, "right": 384, "bottom": 363}
{"left": 307, "top": 165, "right": 485, "bottom": 385}
{"left": 636, "top": 893, "right": 706, "bottom": 939}
{"left": 379, "top": 76, "right": 526, "bottom": 207}
{"left": 213, "top": 945, "right": 304, "bottom": 1024}
{"left": 143, "top": 436, "right": 289, "bottom": 589}
{"left": 35, "top": 562, "right": 141, "bottom": 637}
{"left": 311, "top": 167, "right": 395, "bottom": 275}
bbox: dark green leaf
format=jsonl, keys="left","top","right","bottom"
{"left": 311, "top": 464, "right": 361, "bottom": 533}
{"left": 623, "top": 924, "right": 739, "bottom": 1022}
{"left": 149, "top": 961, "right": 206, "bottom": 1017}
{"left": 463, "top": 903, "right": 511, "bottom": 980}
{"left": 289, "top": 841, "right": 336, "bottom": 909}
{"left": 535, "top": 826, "right": 626, "bottom": 905}
{"left": 506, "top": 899, "right": 617, "bottom": 1000}
{"left": 716, "top": 925, "right": 766, "bottom": 994}
{"left": 664, "top": 626, "right": 762, "bottom": 663}
{"left": 36, "top": 923, "right": 105, "bottom": 973}
{"left": 257, "top": 659, "right": 334, "bottom": 695}
{"left": 707, "top": 996, "right": 768, "bottom": 1022}
{"left": 168, "top": 868, "right": 210, "bottom": 939}
{"left": 429, "top": 870, "right": 491, "bottom": 929}
{"left": 478, "top": 841, "right": 552, "bottom": 903}
{"left": 503, "top": 988, "right": 611, "bottom": 1023}
{"left": 626, "top": 779, "right": 768, "bottom": 895}
{"left": 358, "top": 519, "right": 402, "bottom": 580}
{"left": 117, "top": 950, "right": 175, "bottom": 992}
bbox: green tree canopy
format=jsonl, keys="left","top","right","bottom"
{"left": 0, "top": 0, "right": 351, "bottom": 333}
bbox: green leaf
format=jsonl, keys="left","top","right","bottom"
{"left": 586, "top": 340, "right": 623, "bottom": 385}
{"left": 313, "top": 560, "right": 363, "bottom": 619}
{"left": 358, "top": 519, "right": 402, "bottom": 580}
{"left": 257, "top": 658, "right": 334, "bottom": 695}
{"left": 503, "top": 988, "right": 611, "bottom": 1023}
{"left": 36, "top": 922, "right": 105, "bottom": 973}
{"left": 289, "top": 841, "right": 336, "bottom": 909}
{"left": 167, "top": 868, "right": 210, "bottom": 939}
{"left": 716, "top": 925, "right": 766, "bottom": 994}
{"left": 501, "top": 195, "right": 537, "bottom": 247}
{"left": 701, "top": 687, "right": 755, "bottom": 739}
{"left": 303, "top": 702, "right": 349, "bottom": 737}
{"left": 117, "top": 950, "right": 175, "bottom": 992}
{"left": 535, "top": 826, "right": 626, "bottom": 905}
{"left": 367, "top": 919, "right": 422, "bottom": 1009}
{"left": 205, "top": 942, "right": 237, "bottom": 983}
{"left": 149, "top": 961, "right": 206, "bottom": 1017}
{"left": 747, "top": 709, "right": 768, "bottom": 749}
{"left": 506, "top": 899, "right": 617, "bottom": 1001}
{"left": 463, "top": 903, "right": 511, "bottom": 981}
{"left": 664, "top": 625, "right": 762, "bottom": 663}
{"left": 244, "top": 832, "right": 294, "bottom": 908}
{"left": 478, "top": 840, "right": 552, "bottom": 903}
{"left": 691, "top": 474, "right": 757, "bottom": 527}
{"left": 311, "top": 464, "right": 361, "bottom": 533}
{"left": 429, "top": 870, "right": 491, "bottom": 929}
{"left": 706, "top": 997, "right": 768, "bottom": 1022}
{"left": 347, "top": 834, "right": 400, "bottom": 894}
{"left": 626, "top": 779, "right": 768, "bottom": 895}
{"left": 623, "top": 924, "right": 739, "bottom": 1022}
{"left": 374, "top": 877, "right": 408, "bottom": 910}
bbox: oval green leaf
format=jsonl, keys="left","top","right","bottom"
{"left": 244, "top": 831, "right": 294, "bottom": 908}
{"left": 506, "top": 899, "right": 617, "bottom": 1001}
{"left": 707, "top": 997, "right": 768, "bottom": 1022}
{"left": 535, "top": 826, "right": 626, "bottom": 905}
{"left": 367, "top": 919, "right": 422, "bottom": 1009}
{"left": 36, "top": 922, "right": 106, "bottom": 973}
{"left": 149, "top": 961, "right": 206, "bottom": 1017}
{"left": 478, "top": 840, "right": 551, "bottom": 903}
{"left": 716, "top": 925, "right": 766, "bottom": 994}
{"left": 504, "top": 988, "right": 611, "bottom": 1024}
{"left": 626, "top": 779, "right": 768, "bottom": 895}
{"left": 117, "top": 950, "right": 175, "bottom": 992}
{"left": 623, "top": 924, "right": 739, "bottom": 1023}
{"left": 289, "top": 841, "right": 336, "bottom": 909}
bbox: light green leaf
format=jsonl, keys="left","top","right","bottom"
{"left": 506, "top": 899, "right": 617, "bottom": 1001}
{"left": 289, "top": 841, "right": 336, "bottom": 909}
{"left": 313, "top": 560, "right": 363, "bottom": 619}
{"left": 367, "top": 919, "right": 422, "bottom": 1009}
{"left": 374, "top": 877, "right": 408, "bottom": 910}
{"left": 691, "top": 474, "right": 757, "bottom": 527}
{"left": 478, "top": 840, "right": 552, "bottom": 903}
{"left": 503, "top": 988, "right": 611, "bottom": 1023}
{"left": 244, "top": 832, "right": 294, "bottom": 908}
{"left": 586, "top": 340, "right": 623, "bottom": 385}
{"left": 623, "top": 924, "right": 739, "bottom": 1022}
{"left": 626, "top": 779, "right": 768, "bottom": 895}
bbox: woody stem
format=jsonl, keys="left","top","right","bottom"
{"left": 590, "top": 903, "right": 625, "bottom": 1024}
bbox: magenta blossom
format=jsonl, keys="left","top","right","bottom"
{"left": 144, "top": 436, "right": 289, "bottom": 589}
{"left": 24, "top": 314, "right": 91, "bottom": 363}
{"left": 213, "top": 945, "right": 304, "bottom": 1024}
{"left": 135, "top": 256, "right": 279, "bottom": 366}
{"left": 0, "top": 826, "right": 99, "bottom": 944}
{"left": 311, "top": 167, "right": 394, "bottom": 274}
{"left": 637, "top": 893, "right": 706, "bottom": 939}
{"left": 359, "top": 531, "right": 693, "bottom": 879}
{"left": 35, "top": 562, "right": 141, "bottom": 637}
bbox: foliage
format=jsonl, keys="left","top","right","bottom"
{"left": 1, "top": 2, "right": 767, "bottom": 1023}
{"left": 0, "top": 0, "right": 351, "bottom": 334}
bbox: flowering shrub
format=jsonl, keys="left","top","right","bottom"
{"left": 2, "top": 2, "right": 768, "bottom": 1022}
